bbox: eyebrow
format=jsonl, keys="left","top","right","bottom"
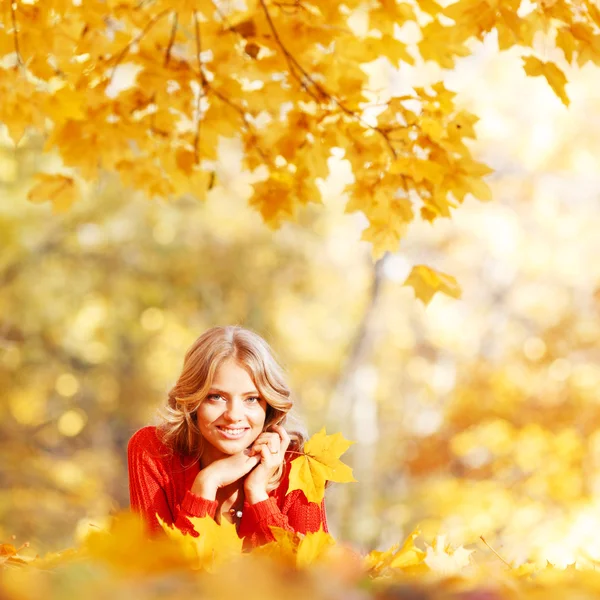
{"left": 208, "top": 388, "right": 260, "bottom": 396}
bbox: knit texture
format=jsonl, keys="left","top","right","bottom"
{"left": 128, "top": 425, "right": 329, "bottom": 549}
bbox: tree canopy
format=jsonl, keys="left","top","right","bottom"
{"left": 2, "top": 0, "right": 599, "bottom": 279}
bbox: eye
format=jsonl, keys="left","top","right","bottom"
{"left": 207, "top": 393, "right": 224, "bottom": 402}
{"left": 245, "top": 396, "right": 261, "bottom": 403}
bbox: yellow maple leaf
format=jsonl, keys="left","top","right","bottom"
{"left": 188, "top": 515, "right": 243, "bottom": 570}
{"left": 296, "top": 528, "right": 336, "bottom": 569}
{"left": 361, "top": 220, "right": 405, "bottom": 260}
{"left": 389, "top": 527, "right": 427, "bottom": 571}
{"left": 365, "top": 527, "right": 427, "bottom": 575}
{"left": 83, "top": 512, "right": 189, "bottom": 574}
{"left": 403, "top": 265, "right": 462, "bottom": 306}
{"left": 522, "top": 56, "right": 570, "bottom": 107}
{"left": 253, "top": 526, "right": 335, "bottom": 569}
{"left": 159, "top": 514, "right": 243, "bottom": 572}
{"left": 288, "top": 428, "right": 356, "bottom": 503}
{"left": 27, "top": 173, "right": 79, "bottom": 214}
{"left": 251, "top": 526, "right": 300, "bottom": 567}
{"left": 556, "top": 27, "right": 576, "bottom": 63}
{"left": 423, "top": 534, "right": 474, "bottom": 575}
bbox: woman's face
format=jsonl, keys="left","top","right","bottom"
{"left": 196, "top": 357, "right": 268, "bottom": 463}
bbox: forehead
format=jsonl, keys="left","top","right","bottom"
{"left": 210, "top": 358, "right": 257, "bottom": 391}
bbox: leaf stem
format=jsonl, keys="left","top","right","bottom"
{"left": 479, "top": 535, "right": 512, "bottom": 568}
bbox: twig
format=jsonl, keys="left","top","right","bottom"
{"left": 257, "top": 0, "right": 397, "bottom": 157}
{"left": 134, "top": 0, "right": 155, "bottom": 10}
{"left": 193, "top": 10, "right": 203, "bottom": 164}
{"left": 479, "top": 536, "right": 512, "bottom": 568}
{"left": 110, "top": 9, "right": 170, "bottom": 79}
{"left": 164, "top": 12, "right": 178, "bottom": 66}
{"left": 258, "top": 0, "right": 321, "bottom": 101}
{"left": 274, "top": 0, "right": 310, "bottom": 12}
{"left": 207, "top": 86, "right": 269, "bottom": 162}
{"left": 10, "top": 1, "right": 23, "bottom": 66}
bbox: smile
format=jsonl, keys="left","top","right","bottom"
{"left": 216, "top": 426, "right": 249, "bottom": 439}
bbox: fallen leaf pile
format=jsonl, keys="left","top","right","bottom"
{"left": 3, "top": 430, "right": 599, "bottom": 598}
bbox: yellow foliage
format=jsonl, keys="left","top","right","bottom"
{"left": 403, "top": 265, "right": 462, "bottom": 306}
{"left": 82, "top": 512, "right": 192, "bottom": 574}
{"left": 423, "top": 535, "right": 474, "bottom": 575}
{"left": 27, "top": 174, "right": 78, "bottom": 214}
{"left": 255, "top": 526, "right": 336, "bottom": 569}
{"left": 522, "top": 56, "right": 570, "bottom": 107}
{"left": 288, "top": 428, "right": 356, "bottom": 503}
{"left": 0, "top": 0, "right": 596, "bottom": 280}
{"left": 158, "top": 515, "right": 243, "bottom": 572}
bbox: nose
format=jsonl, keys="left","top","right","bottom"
{"left": 223, "top": 398, "right": 244, "bottom": 422}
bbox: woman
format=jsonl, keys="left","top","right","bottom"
{"left": 128, "top": 325, "right": 328, "bottom": 549}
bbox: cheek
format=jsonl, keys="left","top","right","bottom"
{"left": 196, "top": 405, "right": 219, "bottom": 429}
{"left": 254, "top": 405, "right": 268, "bottom": 428}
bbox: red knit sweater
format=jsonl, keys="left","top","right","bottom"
{"left": 128, "top": 426, "right": 328, "bottom": 549}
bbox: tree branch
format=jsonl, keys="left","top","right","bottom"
{"left": 110, "top": 9, "right": 170, "bottom": 80}
{"left": 207, "top": 86, "right": 270, "bottom": 163}
{"left": 164, "top": 12, "right": 178, "bottom": 67}
{"left": 258, "top": 0, "right": 322, "bottom": 101}
{"left": 10, "top": 1, "right": 23, "bottom": 66}
{"left": 326, "top": 254, "right": 388, "bottom": 426}
{"left": 193, "top": 10, "right": 204, "bottom": 164}
{"left": 257, "top": 0, "right": 397, "bottom": 158}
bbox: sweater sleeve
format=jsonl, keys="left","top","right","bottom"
{"left": 127, "top": 427, "right": 218, "bottom": 537}
{"left": 237, "top": 458, "right": 329, "bottom": 548}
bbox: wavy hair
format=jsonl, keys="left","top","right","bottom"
{"left": 157, "top": 325, "right": 306, "bottom": 491}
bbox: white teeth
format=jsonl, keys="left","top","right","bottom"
{"left": 219, "top": 427, "right": 246, "bottom": 434}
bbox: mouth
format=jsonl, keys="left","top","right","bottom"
{"left": 216, "top": 426, "right": 250, "bottom": 440}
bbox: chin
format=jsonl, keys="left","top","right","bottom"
{"left": 213, "top": 439, "right": 249, "bottom": 454}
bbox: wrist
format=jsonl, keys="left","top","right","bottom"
{"left": 245, "top": 487, "right": 269, "bottom": 505}
{"left": 191, "top": 472, "right": 218, "bottom": 500}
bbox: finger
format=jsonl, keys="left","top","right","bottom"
{"left": 254, "top": 431, "right": 281, "bottom": 452}
{"left": 260, "top": 443, "right": 281, "bottom": 465}
{"left": 253, "top": 436, "right": 280, "bottom": 454}
{"left": 245, "top": 456, "right": 260, "bottom": 471}
{"left": 253, "top": 432, "right": 279, "bottom": 445}
{"left": 259, "top": 444, "right": 271, "bottom": 464}
{"left": 272, "top": 425, "right": 290, "bottom": 453}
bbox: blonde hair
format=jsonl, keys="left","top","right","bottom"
{"left": 157, "top": 325, "right": 306, "bottom": 490}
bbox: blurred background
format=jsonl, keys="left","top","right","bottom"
{"left": 3, "top": 38, "right": 600, "bottom": 568}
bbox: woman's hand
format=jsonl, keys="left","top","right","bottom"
{"left": 244, "top": 425, "right": 290, "bottom": 504}
{"left": 191, "top": 452, "right": 260, "bottom": 500}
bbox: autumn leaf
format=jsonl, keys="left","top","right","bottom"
{"left": 296, "top": 528, "right": 336, "bottom": 569}
{"left": 365, "top": 527, "right": 427, "bottom": 576}
{"left": 158, "top": 514, "right": 243, "bottom": 572}
{"left": 522, "top": 56, "right": 570, "bottom": 107}
{"left": 403, "top": 265, "right": 462, "bottom": 306}
{"left": 364, "top": 543, "right": 400, "bottom": 574}
{"left": 288, "top": 428, "right": 356, "bottom": 503}
{"left": 389, "top": 527, "right": 427, "bottom": 572}
{"left": 187, "top": 516, "right": 244, "bottom": 571}
{"left": 423, "top": 535, "right": 474, "bottom": 575}
{"left": 0, "top": 543, "right": 32, "bottom": 567}
{"left": 83, "top": 512, "right": 190, "bottom": 574}
{"left": 254, "top": 526, "right": 335, "bottom": 569}
{"left": 253, "top": 527, "right": 301, "bottom": 566}
{"left": 27, "top": 174, "right": 79, "bottom": 214}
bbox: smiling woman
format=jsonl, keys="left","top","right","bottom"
{"left": 127, "top": 326, "right": 328, "bottom": 549}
